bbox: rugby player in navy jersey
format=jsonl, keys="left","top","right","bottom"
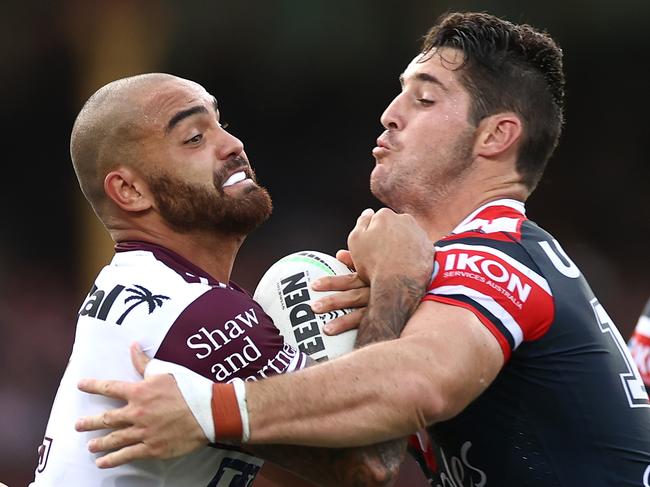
{"left": 76, "top": 12, "right": 650, "bottom": 486}
{"left": 32, "top": 73, "right": 405, "bottom": 487}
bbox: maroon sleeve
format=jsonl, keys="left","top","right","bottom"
{"left": 155, "top": 287, "right": 306, "bottom": 383}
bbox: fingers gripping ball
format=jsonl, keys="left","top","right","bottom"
{"left": 254, "top": 251, "right": 357, "bottom": 361}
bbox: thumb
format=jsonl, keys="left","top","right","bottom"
{"left": 130, "top": 342, "right": 151, "bottom": 376}
{"left": 335, "top": 249, "right": 354, "bottom": 270}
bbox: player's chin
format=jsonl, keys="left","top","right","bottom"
{"left": 370, "top": 169, "right": 389, "bottom": 198}
{"left": 243, "top": 183, "right": 272, "bottom": 204}
{"left": 222, "top": 183, "right": 263, "bottom": 203}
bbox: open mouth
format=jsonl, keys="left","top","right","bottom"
{"left": 222, "top": 170, "right": 249, "bottom": 188}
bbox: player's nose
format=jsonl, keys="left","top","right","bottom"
{"left": 380, "top": 93, "right": 405, "bottom": 130}
{"left": 215, "top": 127, "right": 244, "bottom": 160}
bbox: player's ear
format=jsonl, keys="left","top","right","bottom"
{"left": 104, "top": 167, "right": 153, "bottom": 213}
{"left": 475, "top": 112, "right": 522, "bottom": 159}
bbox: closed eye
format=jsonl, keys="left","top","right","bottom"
{"left": 417, "top": 98, "right": 435, "bottom": 106}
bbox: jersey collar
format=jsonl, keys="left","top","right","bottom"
{"left": 451, "top": 199, "right": 526, "bottom": 235}
{"left": 114, "top": 240, "right": 234, "bottom": 289}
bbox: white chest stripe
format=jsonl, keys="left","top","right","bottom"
{"left": 453, "top": 216, "right": 521, "bottom": 235}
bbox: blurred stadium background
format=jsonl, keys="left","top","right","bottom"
{"left": 1, "top": 0, "right": 648, "bottom": 485}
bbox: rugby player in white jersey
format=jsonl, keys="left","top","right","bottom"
{"left": 75, "top": 12, "right": 650, "bottom": 487}
{"left": 31, "top": 73, "right": 405, "bottom": 487}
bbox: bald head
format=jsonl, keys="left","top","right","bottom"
{"left": 70, "top": 73, "right": 187, "bottom": 216}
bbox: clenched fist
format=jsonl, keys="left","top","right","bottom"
{"left": 347, "top": 208, "right": 433, "bottom": 290}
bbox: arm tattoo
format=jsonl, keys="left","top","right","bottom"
{"left": 288, "top": 273, "right": 425, "bottom": 484}
{"left": 244, "top": 278, "right": 419, "bottom": 485}
{"left": 248, "top": 439, "right": 406, "bottom": 486}
{"left": 356, "top": 275, "right": 427, "bottom": 347}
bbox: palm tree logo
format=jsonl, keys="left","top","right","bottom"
{"left": 116, "top": 284, "right": 170, "bottom": 325}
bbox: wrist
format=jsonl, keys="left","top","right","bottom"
{"left": 356, "top": 274, "right": 427, "bottom": 347}
{"left": 144, "top": 358, "right": 216, "bottom": 443}
{"left": 370, "top": 273, "right": 427, "bottom": 312}
{"left": 211, "top": 379, "right": 250, "bottom": 443}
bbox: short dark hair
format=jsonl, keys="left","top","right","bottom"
{"left": 421, "top": 12, "right": 565, "bottom": 190}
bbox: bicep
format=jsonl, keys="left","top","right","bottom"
{"left": 400, "top": 299, "right": 504, "bottom": 422}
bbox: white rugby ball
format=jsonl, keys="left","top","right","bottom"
{"left": 254, "top": 251, "right": 357, "bottom": 362}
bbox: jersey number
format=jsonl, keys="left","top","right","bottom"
{"left": 590, "top": 298, "right": 649, "bottom": 408}
{"left": 209, "top": 457, "right": 260, "bottom": 487}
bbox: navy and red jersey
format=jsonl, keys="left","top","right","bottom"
{"left": 409, "top": 199, "right": 650, "bottom": 486}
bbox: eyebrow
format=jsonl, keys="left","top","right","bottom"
{"left": 399, "top": 72, "right": 449, "bottom": 93}
{"left": 165, "top": 105, "right": 209, "bottom": 133}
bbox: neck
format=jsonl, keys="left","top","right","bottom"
{"left": 409, "top": 175, "right": 528, "bottom": 242}
{"left": 110, "top": 225, "right": 245, "bottom": 283}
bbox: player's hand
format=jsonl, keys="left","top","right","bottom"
{"left": 75, "top": 343, "right": 207, "bottom": 468}
{"left": 311, "top": 249, "right": 369, "bottom": 336}
{"left": 348, "top": 208, "right": 433, "bottom": 290}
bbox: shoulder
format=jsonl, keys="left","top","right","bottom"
{"left": 81, "top": 253, "right": 213, "bottom": 329}
{"left": 155, "top": 286, "right": 308, "bottom": 382}
{"left": 424, "top": 202, "right": 555, "bottom": 359}
{"left": 157, "top": 285, "right": 275, "bottom": 356}
{"left": 433, "top": 203, "right": 550, "bottom": 302}
{"left": 100, "top": 249, "right": 215, "bottom": 301}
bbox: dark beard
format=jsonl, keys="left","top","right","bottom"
{"left": 146, "top": 161, "right": 273, "bottom": 236}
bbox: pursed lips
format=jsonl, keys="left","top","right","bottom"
{"left": 376, "top": 132, "right": 398, "bottom": 150}
{"left": 376, "top": 138, "right": 390, "bottom": 150}
{"left": 373, "top": 134, "right": 397, "bottom": 158}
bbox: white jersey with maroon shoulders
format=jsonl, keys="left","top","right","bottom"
{"left": 32, "top": 241, "right": 308, "bottom": 487}
{"left": 408, "top": 199, "right": 650, "bottom": 487}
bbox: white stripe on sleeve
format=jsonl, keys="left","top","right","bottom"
{"left": 429, "top": 284, "right": 524, "bottom": 348}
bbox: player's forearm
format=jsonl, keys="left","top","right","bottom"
{"left": 356, "top": 273, "right": 425, "bottom": 347}
{"left": 245, "top": 336, "right": 435, "bottom": 447}
{"left": 249, "top": 439, "right": 406, "bottom": 487}
{"left": 242, "top": 275, "right": 414, "bottom": 485}
{"left": 245, "top": 275, "right": 434, "bottom": 447}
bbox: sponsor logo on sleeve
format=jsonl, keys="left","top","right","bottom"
{"left": 442, "top": 252, "right": 532, "bottom": 309}
{"left": 186, "top": 308, "right": 300, "bottom": 381}
{"left": 430, "top": 244, "right": 555, "bottom": 344}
